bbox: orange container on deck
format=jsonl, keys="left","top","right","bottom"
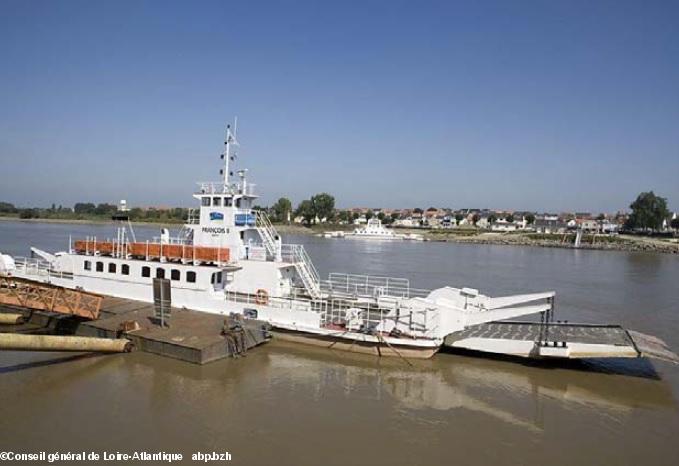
{"left": 75, "top": 239, "right": 229, "bottom": 263}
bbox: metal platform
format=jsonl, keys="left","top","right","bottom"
{"left": 2, "top": 294, "right": 272, "bottom": 364}
{"left": 444, "top": 321, "right": 679, "bottom": 363}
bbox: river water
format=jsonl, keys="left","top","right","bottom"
{"left": 1, "top": 220, "right": 678, "bottom": 465}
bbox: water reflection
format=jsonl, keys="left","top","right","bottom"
{"left": 110, "top": 341, "right": 676, "bottom": 434}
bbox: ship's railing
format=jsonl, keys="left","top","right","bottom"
{"left": 187, "top": 208, "right": 199, "bottom": 225}
{"left": 224, "top": 286, "right": 438, "bottom": 338}
{"left": 152, "top": 236, "right": 191, "bottom": 245}
{"left": 12, "top": 257, "right": 73, "bottom": 280}
{"left": 196, "top": 181, "right": 257, "bottom": 196}
{"left": 319, "top": 299, "right": 437, "bottom": 337}
{"left": 279, "top": 244, "right": 321, "bottom": 297}
{"left": 225, "top": 287, "right": 324, "bottom": 313}
{"left": 322, "top": 273, "right": 431, "bottom": 299}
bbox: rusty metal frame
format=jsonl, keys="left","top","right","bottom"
{"left": 0, "top": 276, "right": 102, "bottom": 320}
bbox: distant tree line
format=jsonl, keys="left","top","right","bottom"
{"left": 0, "top": 201, "right": 189, "bottom": 223}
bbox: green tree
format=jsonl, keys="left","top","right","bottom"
{"left": 19, "top": 208, "right": 36, "bottom": 219}
{"left": 627, "top": 191, "right": 669, "bottom": 231}
{"left": 296, "top": 200, "right": 315, "bottom": 226}
{"left": 310, "top": 193, "right": 335, "bottom": 222}
{"left": 488, "top": 214, "right": 497, "bottom": 224}
{"left": 336, "top": 210, "right": 350, "bottom": 223}
{"left": 671, "top": 217, "right": 679, "bottom": 230}
{"left": 365, "top": 211, "right": 374, "bottom": 221}
{"left": 454, "top": 214, "right": 464, "bottom": 225}
{"left": 0, "top": 202, "right": 17, "bottom": 214}
{"left": 506, "top": 213, "right": 515, "bottom": 223}
{"left": 525, "top": 213, "right": 535, "bottom": 225}
{"left": 271, "top": 197, "right": 293, "bottom": 223}
{"left": 74, "top": 202, "right": 96, "bottom": 215}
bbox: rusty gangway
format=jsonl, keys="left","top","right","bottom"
{"left": 0, "top": 275, "right": 102, "bottom": 319}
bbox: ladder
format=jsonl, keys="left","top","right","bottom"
{"left": 291, "top": 244, "right": 321, "bottom": 298}
{"left": 255, "top": 210, "right": 281, "bottom": 260}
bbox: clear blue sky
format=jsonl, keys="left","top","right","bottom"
{"left": 1, "top": 0, "right": 677, "bottom": 213}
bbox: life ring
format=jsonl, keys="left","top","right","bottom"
{"left": 255, "top": 289, "right": 269, "bottom": 305}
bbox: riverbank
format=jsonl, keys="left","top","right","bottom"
{"left": 0, "top": 216, "right": 181, "bottom": 228}
{"left": 277, "top": 223, "right": 679, "bottom": 254}
{"left": 3, "top": 217, "right": 677, "bottom": 254}
{"left": 426, "top": 231, "right": 679, "bottom": 254}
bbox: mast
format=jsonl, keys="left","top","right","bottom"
{"left": 221, "top": 120, "right": 239, "bottom": 192}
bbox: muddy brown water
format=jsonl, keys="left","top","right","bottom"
{"left": 1, "top": 221, "right": 678, "bottom": 465}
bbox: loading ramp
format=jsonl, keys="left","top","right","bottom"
{"left": 444, "top": 321, "right": 679, "bottom": 363}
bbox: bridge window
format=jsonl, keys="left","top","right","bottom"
{"left": 235, "top": 198, "right": 241, "bottom": 208}
{"left": 211, "top": 272, "right": 222, "bottom": 284}
{"left": 225, "top": 197, "right": 232, "bottom": 207}
{"left": 156, "top": 268, "right": 165, "bottom": 279}
{"left": 141, "top": 266, "right": 150, "bottom": 278}
{"left": 108, "top": 263, "right": 116, "bottom": 273}
{"left": 122, "top": 264, "right": 130, "bottom": 275}
{"left": 96, "top": 261, "right": 104, "bottom": 272}
{"left": 186, "top": 271, "right": 196, "bottom": 283}
{"left": 201, "top": 197, "right": 210, "bottom": 207}
{"left": 212, "top": 197, "right": 222, "bottom": 206}
{"left": 84, "top": 260, "right": 91, "bottom": 271}
{"left": 171, "top": 269, "right": 180, "bottom": 281}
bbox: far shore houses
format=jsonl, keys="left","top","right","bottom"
{"left": 302, "top": 208, "right": 650, "bottom": 234}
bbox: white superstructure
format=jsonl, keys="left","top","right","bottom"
{"left": 2, "top": 123, "right": 557, "bottom": 358}
{"left": 347, "top": 218, "right": 400, "bottom": 240}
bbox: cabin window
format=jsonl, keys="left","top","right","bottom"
{"left": 186, "top": 271, "right": 196, "bottom": 283}
{"left": 122, "top": 264, "right": 130, "bottom": 275}
{"left": 96, "top": 261, "right": 104, "bottom": 272}
{"left": 212, "top": 197, "right": 221, "bottom": 206}
{"left": 225, "top": 197, "right": 232, "bottom": 207}
{"left": 156, "top": 268, "right": 165, "bottom": 279}
{"left": 84, "top": 260, "right": 91, "bottom": 271}
{"left": 235, "top": 198, "right": 241, "bottom": 208}
{"left": 171, "top": 269, "right": 180, "bottom": 281}
{"left": 211, "top": 272, "right": 222, "bottom": 284}
{"left": 108, "top": 263, "right": 116, "bottom": 273}
{"left": 201, "top": 197, "right": 210, "bottom": 207}
{"left": 142, "top": 266, "right": 150, "bottom": 278}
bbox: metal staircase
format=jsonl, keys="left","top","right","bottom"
{"left": 255, "top": 210, "right": 281, "bottom": 260}
{"left": 290, "top": 244, "right": 321, "bottom": 299}
{"left": 255, "top": 210, "right": 321, "bottom": 298}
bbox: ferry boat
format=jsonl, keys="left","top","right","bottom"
{"left": 322, "top": 218, "right": 424, "bottom": 241}
{"left": 0, "top": 123, "right": 557, "bottom": 359}
{"left": 346, "top": 218, "right": 401, "bottom": 240}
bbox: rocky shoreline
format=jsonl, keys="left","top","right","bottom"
{"left": 421, "top": 231, "right": 679, "bottom": 254}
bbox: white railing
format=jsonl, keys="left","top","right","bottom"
{"left": 255, "top": 210, "right": 280, "bottom": 258}
{"left": 13, "top": 257, "right": 73, "bottom": 280}
{"left": 152, "top": 236, "right": 191, "bottom": 245}
{"left": 223, "top": 287, "right": 436, "bottom": 338}
{"left": 187, "top": 208, "right": 199, "bottom": 225}
{"left": 196, "top": 181, "right": 257, "bottom": 196}
{"left": 322, "top": 273, "right": 430, "bottom": 299}
{"left": 280, "top": 244, "right": 321, "bottom": 298}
